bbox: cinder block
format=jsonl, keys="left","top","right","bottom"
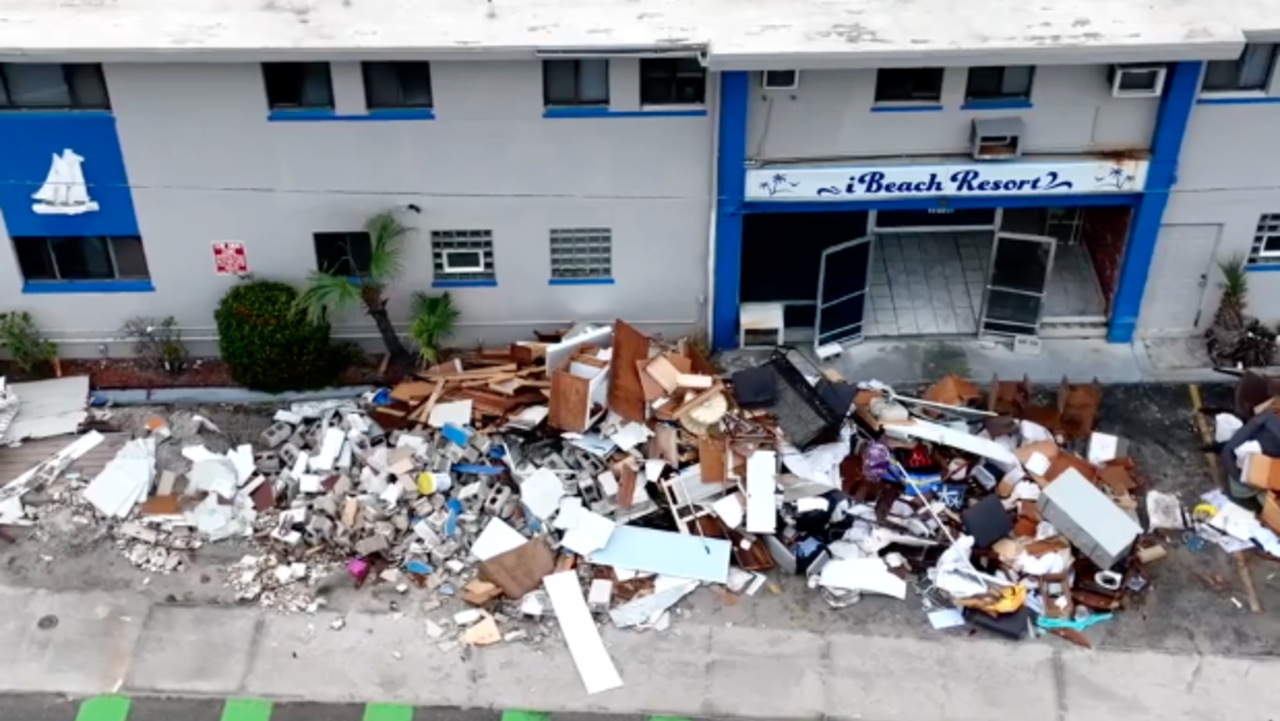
{"left": 278, "top": 443, "right": 302, "bottom": 468}
{"left": 260, "top": 421, "right": 293, "bottom": 449}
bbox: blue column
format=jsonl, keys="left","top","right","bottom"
{"left": 711, "top": 71, "right": 751, "bottom": 350}
{"left": 1107, "top": 61, "right": 1202, "bottom": 343}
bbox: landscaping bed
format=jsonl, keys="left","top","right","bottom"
{"left": 0, "top": 355, "right": 386, "bottom": 390}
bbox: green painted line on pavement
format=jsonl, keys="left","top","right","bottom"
{"left": 501, "top": 711, "right": 551, "bottom": 721}
{"left": 364, "top": 703, "right": 416, "bottom": 721}
{"left": 75, "top": 696, "right": 131, "bottom": 721}
{"left": 221, "top": 698, "right": 274, "bottom": 721}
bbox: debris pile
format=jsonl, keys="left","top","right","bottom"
{"left": 5, "top": 326, "right": 1280, "bottom": 693}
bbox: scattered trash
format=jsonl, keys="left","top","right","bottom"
{"left": 5, "top": 327, "right": 1279, "bottom": 693}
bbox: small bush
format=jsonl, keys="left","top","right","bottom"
{"left": 120, "top": 315, "right": 189, "bottom": 374}
{"left": 214, "top": 280, "right": 340, "bottom": 393}
{"left": 0, "top": 311, "right": 58, "bottom": 374}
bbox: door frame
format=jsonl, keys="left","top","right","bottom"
{"left": 979, "top": 229, "right": 1059, "bottom": 338}
{"left": 814, "top": 235, "right": 875, "bottom": 350}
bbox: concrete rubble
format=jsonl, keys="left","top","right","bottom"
{"left": 4, "top": 324, "right": 1280, "bottom": 692}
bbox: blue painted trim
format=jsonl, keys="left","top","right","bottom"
{"left": 961, "top": 99, "right": 1034, "bottom": 110}
{"left": 267, "top": 109, "right": 338, "bottom": 121}
{"left": 743, "top": 193, "right": 1139, "bottom": 215}
{"left": 365, "top": 108, "right": 436, "bottom": 120}
{"left": 268, "top": 108, "right": 436, "bottom": 122}
{"left": 548, "top": 277, "right": 615, "bottom": 285}
{"left": 543, "top": 106, "right": 707, "bottom": 118}
{"left": 1195, "top": 95, "right": 1280, "bottom": 105}
{"left": 1245, "top": 263, "right": 1280, "bottom": 272}
{"left": 0, "top": 110, "right": 114, "bottom": 119}
{"left": 22, "top": 279, "right": 155, "bottom": 294}
{"left": 711, "top": 71, "right": 750, "bottom": 351}
{"left": 870, "top": 104, "right": 944, "bottom": 113}
{"left": 432, "top": 279, "right": 497, "bottom": 288}
{"left": 1108, "top": 61, "right": 1202, "bottom": 344}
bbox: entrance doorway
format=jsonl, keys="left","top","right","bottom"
{"left": 981, "top": 208, "right": 1059, "bottom": 336}
{"left": 737, "top": 204, "right": 1132, "bottom": 345}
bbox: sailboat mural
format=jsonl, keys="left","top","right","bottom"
{"left": 31, "top": 149, "right": 100, "bottom": 216}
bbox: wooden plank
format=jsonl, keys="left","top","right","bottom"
{"left": 421, "top": 363, "right": 518, "bottom": 381}
{"left": 549, "top": 370, "right": 590, "bottom": 432}
{"left": 698, "top": 435, "right": 727, "bottom": 484}
{"left": 607, "top": 319, "right": 650, "bottom": 423}
{"left": 543, "top": 571, "right": 623, "bottom": 694}
{"left": 390, "top": 380, "right": 437, "bottom": 404}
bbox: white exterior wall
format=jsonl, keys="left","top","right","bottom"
{"left": 0, "top": 59, "right": 715, "bottom": 356}
{"left": 1145, "top": 65, "right": 1280, "bottom": 336}
{"left": 745, "top": 65, "right": 1158, "bottom": 162}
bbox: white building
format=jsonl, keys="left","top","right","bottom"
{"left": 0, "top": 0, "right": 1278, "bottom": 356}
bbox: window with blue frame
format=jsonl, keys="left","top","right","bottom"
{"left": 1248, "top": 214, "right": 1280, "bottom": 267}
{"left": 262, "top": 62, "right": 334, "bottom": 110}
{"left": 543, "top": 60, "right": 610, "bottom": 107}
{"left": 639, "top": 58, "right": 706, "bottom": 105}
{"left": 0, "top": 63, "right": 110, "bottom": 110}
{"left": 313, "top": 231, "right": 372, "bottom": 276}
{"left": 12, "top": 236, "right": 150, "bottom": 283}
{"left": 874, "top": 68, "right": 944, "bottom": 103}
{"left": 1203, "top": 44, "right": 1278, "bottom": 93}
{"left": 964, "top": 66, "right": 1034, "bottom": 103}
{"left": 362, "top": 62, "right": 434, "bottom": 109}
{"left": 550, "top": 228, "right": 612, "bottom": 279}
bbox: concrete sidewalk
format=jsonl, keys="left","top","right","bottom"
{"left": 721, "top": 337, "right": 1258, "bottom": 387}
{"left": 3, "top": 585, "right": 1272, "bottom": 721}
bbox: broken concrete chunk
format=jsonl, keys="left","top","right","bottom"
{"left": 355, "top": 534, "right": 390, "bottom": 556}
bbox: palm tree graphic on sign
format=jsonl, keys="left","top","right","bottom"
{"left": 759, "top": 172, "right": 800, "bottom": 196}
{"left": 1095, "top": 164, "right": 1136, "bottom": 190}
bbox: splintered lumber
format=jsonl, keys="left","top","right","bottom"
{"left": 419, "top": 363, "right": 518, "bottom": 382}
{"left": 454, "top": 389, "right": 545, "bottom": 417}
{"left": 408, "top": 380, "right": 446, "bottom": 424}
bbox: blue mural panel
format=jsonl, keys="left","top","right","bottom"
{"left": 0, "top": 112, "right": 140, "bottom": 237}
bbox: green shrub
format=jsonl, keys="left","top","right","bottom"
{"left": 214, "top": 280, "right": 339, "bottom": 393}
{"left": 0, "top": 311, "right": 58, "bottom": 374}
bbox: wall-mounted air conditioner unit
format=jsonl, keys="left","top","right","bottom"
{"left": 970, "top": 117, "right": 1024, "bottom": 161}
{"left": 762, "top": 70, "right": 800, "bottom": 90}
{"left": 1109, "top": 64, "right": 1167, "bottom": 98}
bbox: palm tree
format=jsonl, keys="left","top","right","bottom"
{"left": 296, "top": 209, "right": 412, "bottom": 363}
{"left": 408, "top": 291, "right": 460, "bottom": 366}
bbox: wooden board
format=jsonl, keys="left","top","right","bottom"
{"left": 607, "top": 319, "right": 649, "bottom": 423}
{"left": 549, "top": 370, "right": 591, "bottom": 432}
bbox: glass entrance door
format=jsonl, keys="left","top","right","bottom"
{"left": 815, "top": 236, "right": 873, "bottom": 349}
{"left": 980, "top": 210, "right": 1057, "bottom": 336}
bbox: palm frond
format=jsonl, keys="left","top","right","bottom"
{"left": 295, "top": 271, "right": 363, "bottom": 323}
{"left": 363, "top": 210, "right": 410, "bottom": 284}
{"left": 408, "top": 291, "right": 461, "bottom": 364}
{"left": 1217, "top": 254, "right": 1249, "bottom": 308}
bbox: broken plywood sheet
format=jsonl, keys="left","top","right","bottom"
{"left": 0, "top": 432, "right": 126, "bottom": 487}
{"left": 1, "top": 375, "right": 89, "bottom": 443}
{"left": 588, "top": 525, "right": 731, "bottom": 584}
{"left": 544, "top": 570, "right": 624, "bottom": 695}
{"left": 607, "top": 320, "right": 649, "bottom": 423}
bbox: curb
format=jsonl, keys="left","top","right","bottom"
{"left": 55, "top": 695, "right": 713, "bottom": 721}
{"left": 90, "top": 385, "right": 375, "bottom": 406}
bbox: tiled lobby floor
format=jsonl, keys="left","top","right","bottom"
{"left": 865, "top": 232, "right": 1104, "bottom": 337}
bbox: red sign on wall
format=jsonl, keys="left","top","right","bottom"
{"left": 212, "top": 241, "right": 249, "bottom": 276}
